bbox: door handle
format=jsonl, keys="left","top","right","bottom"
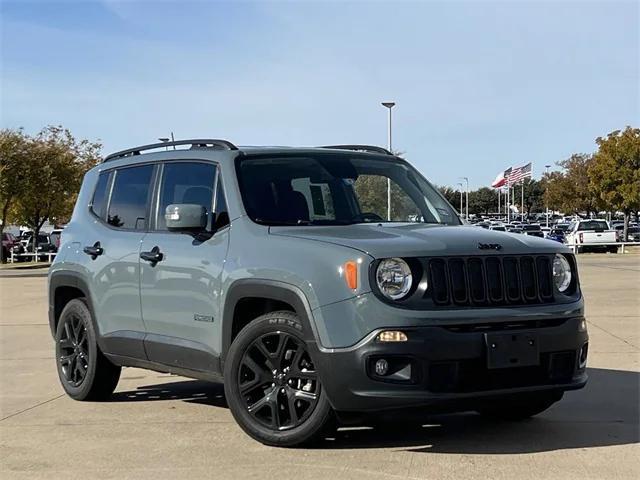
{"left": 140, "top": 246, "right": 163, "bottom": 265}
{"left": 83, "top": 242, "right": 103, "bottom": 259}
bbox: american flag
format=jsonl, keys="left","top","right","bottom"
{"left": 507, "top": 163, "right": 532, "bottom": 184}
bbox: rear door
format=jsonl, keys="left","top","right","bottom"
{"left": 139, "top": 160, "right": 230, "bottom": 374}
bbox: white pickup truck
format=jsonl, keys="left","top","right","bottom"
{"left": 565, "top": 219, "right": 618, "bottom": 253}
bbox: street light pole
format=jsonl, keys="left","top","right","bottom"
{"left": 545, "top": 164, "right": 551, "bottom": 228}
{"left": 457, "top": 182, "right": 464, "bottom": 220}
{"left": 382, "top": 102, "right": 395, "bottom": 221}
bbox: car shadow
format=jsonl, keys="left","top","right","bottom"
{"left": 110, "top": 379, "right": 227, "bottom": 408}
{"left": 110, "top": 367, "right": 638, "bottom": 454}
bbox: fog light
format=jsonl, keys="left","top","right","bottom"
{"left": 578, "top": 319, "right": 588, "bottom": 332}
{"left": 375, "top": 359, "right": 389, "bottom": 376}
{"left": 377, "top": 331, "right": 408, "bottom": 342}
{"left": 579, "top": 343, "right": 588, "bottom": 369}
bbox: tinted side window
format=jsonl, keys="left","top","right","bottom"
{"left": 107, "top": 165, "right": 154, "bottom": 230}
{"left": 157, "top": 162, "right": 216, "bottom": 231}
{"left": 91, "top": 171, "right": 111, "bottom": 219}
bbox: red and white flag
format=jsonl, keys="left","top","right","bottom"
{"left": 491, "top": 167, "right": 512, "bottom": 188}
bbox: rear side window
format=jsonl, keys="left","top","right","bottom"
{"left": 156, "top": 162, "right": 216, "bottom": 231}
{"left": 108, "top": 165, "right": 154, "bottom": 230}
{"left": 91, "top": 172, "right": 111, "bottom": 219}
{"left": 577, "top": 220, "right": 609, "bottom": 231}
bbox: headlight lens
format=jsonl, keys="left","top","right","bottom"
{"left": 376, "top": 258, "right": 412, "bottom": 300}
{"left": 553, "top": 254, "right": 572, "bottom": 292}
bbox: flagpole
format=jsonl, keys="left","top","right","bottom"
{"left": 507, "top": 179, "right": 510, "bottom": 223}
{"left": 521, "top": 180, "right": 525, "bottom": 221}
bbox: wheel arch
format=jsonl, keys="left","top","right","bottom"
{"left": 221, "top": 279, "right": 319, "bottom": 366}
{"left": 49, "top": 272, "right": 102, "bottom": 347}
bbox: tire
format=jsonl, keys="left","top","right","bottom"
{"left": 476, "top": 391, "right": 563, "bottom": 421}
{"left": 224, "top": 311, "right": 334, "bottom": 447}
{"left": 54, "top": 298, "right": 121, "bottom": 401}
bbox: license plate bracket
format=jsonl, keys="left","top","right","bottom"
{"left": 485, "top": 332, "right": 540, "bottom": 369}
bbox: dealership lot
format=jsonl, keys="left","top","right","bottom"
{"left": 0, "top": 255, "right": 638, "bottom": 479}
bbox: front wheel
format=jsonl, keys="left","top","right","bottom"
{"left": 476, "top": 391, "right": 563, "bottom": 421}
{"left": 224, "top": 311, "right": 334, "bottom": 447}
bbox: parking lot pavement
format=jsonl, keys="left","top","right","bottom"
{"left": 1, "top": 255, "right": 638, "bottom": 480}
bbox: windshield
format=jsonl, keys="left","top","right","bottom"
{"left": 236, "top": 153, "right": 460, "bottom": 226}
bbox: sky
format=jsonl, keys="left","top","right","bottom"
{"left": 1, "top": 0, "right": 638, "bottom": 188}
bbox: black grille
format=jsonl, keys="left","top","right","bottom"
{"left": 427, "top": 255, "right": 555, "bottom": 307}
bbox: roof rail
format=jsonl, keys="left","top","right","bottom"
{"left": 319, "top": 144, "right": 394, "bottom": 156}
{"left": 103, "top": 139, "right": 238, "bottom": 162}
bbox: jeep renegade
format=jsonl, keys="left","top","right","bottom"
{"left": 49, "top": 139, "right": 588, "bottom": 446}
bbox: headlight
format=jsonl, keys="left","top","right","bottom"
{"left": 376, "top": 258, "right": 412, "bottom": 300}
{"left": 553, "top": 254, "right": 572, "bottom": 292}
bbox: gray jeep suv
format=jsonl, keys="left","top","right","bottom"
{"left": 49, "top": 139, "right": 588, "bottom": 446}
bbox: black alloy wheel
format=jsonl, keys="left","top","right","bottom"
{"left": 58, "top": 313, "right": 90, "bottom": 387}
{"left": 55, "top": 298, "right": 121, "bottom": 401}
{"left": 239, "top": 331, "right": 320, "bottom": 430}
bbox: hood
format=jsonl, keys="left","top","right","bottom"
{"left": 270, "top": 223, "right": 568, "bottom": 258}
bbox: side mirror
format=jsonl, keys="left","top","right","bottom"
{"left": 165, "top": 204, "right": 208, "bottom": 231}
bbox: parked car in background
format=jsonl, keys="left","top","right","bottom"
{"left": 49, "top": 228, "right": 65, "bottom": 250}
{"left": 506, "top": 226, "right": 523, "bottom": 234}
{"left": 565, "top": 219, "right": 618, "bottom": 253}
{"left": 521, "top": 224, "right": 544, "bottom": 238}
{"left": 547, "top": 228, "right": 567, "bottom": 244}
{"left": 489, "top": 225, "right": 506, "bottom": 232}
{"left": 13, "top": 232, "right": 58, "bottom": 261}
{"left": 1, "top": 232, "right": 18, "bottom": 261}
{"left": 611, "top": 223, "right": 639, "bottom": 242}
{"left": 623, "top": 226, "right": 640, "bottom": 242}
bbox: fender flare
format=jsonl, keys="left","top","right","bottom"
{"left": 221, "top": 279, "right": 320, "bottom": 362}
{"left": 48, "top": 271, "right": 106, "bottom": 351}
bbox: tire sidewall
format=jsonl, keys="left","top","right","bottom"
{"left": 55, "top": 298, "right": 100, "bottom": 400}
{"left": 224, "top": 311, "right": 333, "bottom": 446}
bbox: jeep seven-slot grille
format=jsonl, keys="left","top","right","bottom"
{"left": 426, "top": 256, "right": 554, "bottom": 307}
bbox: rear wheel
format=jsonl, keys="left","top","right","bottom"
{"left": 224, "top": 311, "right": 334, "bottom": 446}
{"left": 476, "top": 391, "right": 562, "bottom": 421}
{"left": 55, "top": 298, "right": 121, "bottom": 400}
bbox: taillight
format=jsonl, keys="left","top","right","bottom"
{"left": 579, "top": 233, "right": 584, "bottom": 243}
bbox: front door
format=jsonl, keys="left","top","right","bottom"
{"left": 139, "top": 161, "right": 230, "bottom": 374}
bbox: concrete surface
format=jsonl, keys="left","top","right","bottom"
{"left": 0, "top": 255, "right": 638, "bottom": 479}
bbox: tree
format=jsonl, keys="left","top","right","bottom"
{"left": 11, "top": 126, "right": 101, "bottom": 251}
{"left": 0, "top": 129, "right": 32, "bottom": 262}
{"left": 468, "top": 187, "right": 496, "bottom": 215}
{"left": 520, "top": 178, "right": 544, "bottom": 215}
{"left": 544, "top": 154, "right": 600, "bottom": 215}
{"left": 589, "top": 126, "right": 640, "bottom": 240}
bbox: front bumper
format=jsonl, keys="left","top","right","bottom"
{"left": 312, "top": 316, "right": 588, "bottom": 412}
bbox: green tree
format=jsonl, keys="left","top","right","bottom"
{"left": 468, "top": 187, "right": 496, "bottom": 215}
{"left": 544, "top": 154, "right": 599, "bottom": 215}
{"left": 11, "top": 126, "right": 101, "bottom": 250}
{"left": 588, "top": 126, "right": 640, "bottom": 240}
{"left": 520, "top": 178, "right": 544, "bottom": 215}
{"left": 0, "top": 129, "right": 31, "bottom": 261}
